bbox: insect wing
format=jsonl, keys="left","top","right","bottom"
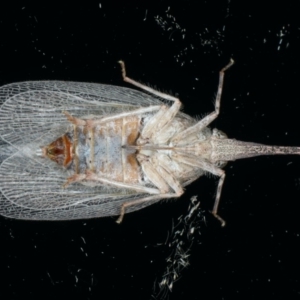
{"left": 0, "top": 81, "right": 162, "bottom": 220}
{"left": 0, "top": 149, "right": 156, "bottom": 220}
{"left": 0, "top": 81, "right": 161, "bottom": 147}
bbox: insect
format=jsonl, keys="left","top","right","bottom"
{"left": 0, "top": 60, "right": 299, "bottom": 225}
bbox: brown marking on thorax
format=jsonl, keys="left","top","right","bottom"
{"left": 42, "top": 134, "right": 73, "bottom": 167}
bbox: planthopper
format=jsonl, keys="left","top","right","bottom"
{"left": 0, "top": 60, "right": 299, "bottom": 225}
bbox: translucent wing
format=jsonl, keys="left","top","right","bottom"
{"left": 0, "top": 81, "right": 163, "bottom": 220}
{"left": 0, "top": 150, "right": 160, "bottom": 220}
{"left": 0, "top": 81, "right": 162, "bottom": 147}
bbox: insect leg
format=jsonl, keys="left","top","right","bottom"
{"left": 172, "top": 152, "right": 226, "bottom": 226}
{"left": 63, "top": 111, "right": 86, "bottom": 126}
{"left": 138, "top": 156, "right": 170, "bottom": 193}
{"left": 63, "top": 174, "right": 87, "bottom": 188}
{"left": 150, "top": 153, "right": 184, "bottom": 195}
{"left": 114, "top": 153, "right": 185, "bottom": 223}
{"left": 97, "top": 106, "right": 161, "bottom": 123}
{"left": 154, "top": 164, "right": 184, "bottom": 196}
{"left": 63, "top": 106, "right": 161, "bottom": 127}
{"left": 138, "top": 153, "right": 184, "bottom": 196}
{"left": 172, "top": 59, "right": 234, "bottom": 145}
{"left": 116, "top": 193, "right": 178, "bottom": 224}
{"left": 118, "top": 61, "right": 182, "bottom": 140}
{"left": 119, "top": 60, "right": 180, "bottom": 103}
{"left": 65, "top": 170, "right": 162, "bottom": 194}
{"left": 61, "top": 172, "right": 177, "bottom": 223}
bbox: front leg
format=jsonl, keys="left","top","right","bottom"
{"left": 172, "top": 59, "right": 234, "bottom": 145}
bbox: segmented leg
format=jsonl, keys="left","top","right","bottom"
{"left": 65, "top": 171, "right": 182, "bottom": 224}
{"left": 137, "top": 153, "right": 184, "bottom": 196}
{"left": 118, "top": 60, "right": 182, "bottom": 141}
{"left": 172, "top": 152, "right": 227, "bottom": 226}
{"left": 116, "top": 193, "right": 178, "bottom": 223}
{"left": 111, "top": 150, "right": 185, "bottom": 223}
{"left": 119, "top": 60, "right": 234, "bottom": 225}
{"left": 172, "top": 59, "right": 234, "bottom": 145}
{"left": 64, "top": 171, "right": 161, "bottom": 195}
{"left": 62, "top": 106, "right": 161, "bottom": 128}
{"left": 212, "top": 173, "right": 226, "bottom": 226}
{"left": 150, "top": 153, "right": 184, "bottom": 195}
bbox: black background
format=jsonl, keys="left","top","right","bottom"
{"left": 1, "top": 1, "right": 300, "bottom": 300}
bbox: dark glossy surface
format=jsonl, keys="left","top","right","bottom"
{"left": 0, "top": 2, "right": 299, "bottom": 299}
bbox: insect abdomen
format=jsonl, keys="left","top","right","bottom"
{"left": 70, "top": 116, "right": 142, "bottom": 183}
